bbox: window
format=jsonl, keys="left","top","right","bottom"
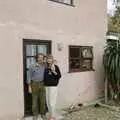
{"left": 69, "top": 46, "right": 93, "bottom": 72}
{"left": 49, "top": 0, "right": 73, "bottom": 5}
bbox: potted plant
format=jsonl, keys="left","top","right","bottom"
{"left": 103, "top": 36, "right": 120, "bottom": 103}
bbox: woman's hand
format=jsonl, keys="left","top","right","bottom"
{"left": 51, "top": 65, "right": 57, "bottom": 75}
{"left": 51, "top": 65, "right": 55, "bottom": 71}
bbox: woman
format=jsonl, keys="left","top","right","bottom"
{"left": 44, "top": 55, "right": 61, "bottom": 120}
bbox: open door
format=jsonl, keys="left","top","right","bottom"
{"left": 23, "top": 39, "right": 51, "bottom": 116}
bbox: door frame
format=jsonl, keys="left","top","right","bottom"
{"left": 22, "top": 39, "right": 52, "bottom": 116}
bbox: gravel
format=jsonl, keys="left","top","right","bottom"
{"left": 63, "top": 106, "right": 120, "bottom": 120}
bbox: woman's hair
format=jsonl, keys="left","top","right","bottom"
{"left": 47, "top": 54, "right": 54, "bottom": 60}
{"left": 46, "top": 54, "right": 54, "bottom": 67}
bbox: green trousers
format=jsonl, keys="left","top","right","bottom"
{"left": 31, "top": 82, "right": 45, "bottom": 116}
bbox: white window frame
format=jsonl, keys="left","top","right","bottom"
{"left": 49, "top": 0, "right": 73, "bottom": 6}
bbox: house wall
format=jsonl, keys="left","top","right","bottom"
{"left": 0, "top": 0, "right": 107, "bottom": 119}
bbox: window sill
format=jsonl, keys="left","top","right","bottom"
{"left": 68, "top": 69, "right": 95, "bottom": 73}
{"left": 48, "top": 0, "right": 75, "bottom": 7}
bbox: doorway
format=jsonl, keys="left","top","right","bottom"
{"left": 23, "top": 39, "right": 51, "bottom": 116}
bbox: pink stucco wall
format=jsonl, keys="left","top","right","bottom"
{"left": 0, "top": 0, "right": 107, "bottom": 119}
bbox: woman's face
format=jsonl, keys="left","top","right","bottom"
{"left": 47, "top": 58, "right": 53, "bottom": 64}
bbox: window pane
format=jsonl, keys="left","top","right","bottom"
{"left": 37, "top": 45, "right": 47, "bottom": 55}
{"left": 70, "top": 59, "right": 80, "bottom": 69}
{"left": 82, "top": 48, "right": 93, "bottom": 58}
{"left": 26, "top": 45, "right": 36, "bottom": 56}
{"left": 81, "top": 59, "right": 92, "bottom": 70}
{"left": 70, "top": 47, "right": 80, "bottom": 58}
{"left": 26, "top": 57, "right": 36, "bottom": 68}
